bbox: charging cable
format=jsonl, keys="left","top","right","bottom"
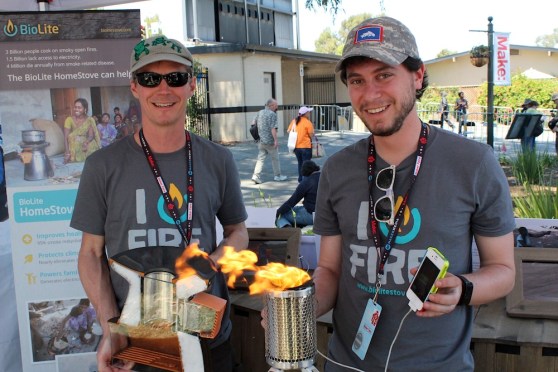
{"left": 315, "top": 307, "right": 412, "bottom": 371}
{"left": 384, "top": 308, "right": 412, "bottom": 372}
{"left": 316, "top": 349, "right": 365, "bottom": 372}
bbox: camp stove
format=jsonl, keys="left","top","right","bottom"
{"left": 264, "top": 281, "right": 318, "bottom": 372}
{"left": 107, "top": 246, "right": 225, "bottom": 372}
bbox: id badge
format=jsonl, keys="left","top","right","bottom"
{"left": 352, "top": 299, "right": 382, "bottom": 360}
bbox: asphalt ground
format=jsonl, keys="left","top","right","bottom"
{"left": 225, "top": 125, "right": 557, "bottom": 210}
{"left": 226, "top": 131, "right": 369, "bottom": 209}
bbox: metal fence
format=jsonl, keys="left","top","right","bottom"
{"left": 417, "top": 102, "right": 556, "bottom": 127}
{"left": 185, "top": 67, "right": 211, "bottom": 140}
{"left": 281, "top": 103, "right": 556, "bottom": 158}
{"left": 282, "top": 104, "right": 353, "bottom": 132}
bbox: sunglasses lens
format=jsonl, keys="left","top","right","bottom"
{"left": 376, "top": 167, "right": 394, "bottom": 189}
{"left": 374, "top": 196, "right": 392, "bottom": 221}
{"left": 136, "top": 72, "right": 191, "bottom": 88}
{"left": 136, "top": 72, "right": 161, "bottom": 87}
{"left": 165, "top": 72, "right": 190, "bottom": 87}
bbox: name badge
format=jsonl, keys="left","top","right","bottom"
{"left": 352, "top": 299, "right": 382, "bottom": 360}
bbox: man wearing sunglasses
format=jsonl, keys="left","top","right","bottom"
{"left": 72, "top": 35, "right": 248, "bottom": 372}
{"left": 312, "top": 17, "right": 515, "bottom": 371}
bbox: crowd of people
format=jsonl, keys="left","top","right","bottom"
{"left": 62, "top": 99, "right": 142, "bottom": 163}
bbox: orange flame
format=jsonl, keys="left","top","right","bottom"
{"left": 217, "top": 246, "right": 259, "bottom": 288}
{"left": 217, "top": 246, "right": 311, "bottom": 295}
{"left": 175, "top": 242, "right": 209, "bottom": 280}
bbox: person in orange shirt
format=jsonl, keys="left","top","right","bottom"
{"left": 288, "top": 106, "right": 315, "bottom": 182}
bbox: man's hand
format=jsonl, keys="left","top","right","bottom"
{"left": 409, "top": 267, "right": 462, "bottom": 317}
{"left": 96, "top": 333, "right": 134, "bottom": 372}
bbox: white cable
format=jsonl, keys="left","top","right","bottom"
{"left": 384, "top": 308, "right": 413, "bottom": 372}
{"left": 315, "top": 307, "right": 413, "bottom": 372}
{"left": 316, "top": 350, "right": 365, "bottom": 372}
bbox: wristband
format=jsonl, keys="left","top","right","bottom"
{"left": 456, "top": 275, "right": 473, "bottom": 306}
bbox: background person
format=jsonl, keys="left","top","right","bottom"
{"left": 97, "top": 113, "right": 117, "bottom": 148}
{"left": 521, "top": 100, "right": 544, "bottom": 151}
{"left": 438, "top": 91, "right": 454, "bottom": 129}
{"left": 455, "top": 91, "right": 468, "bottom": 135}
{"left": 63, "top": 98, "right": 101, "bottom": 163}
{"left": 548, "top": 92, "right": 558, "bottom": 155}
{"left": 312, "top": 16, "right": 515, "bottom": 371}
{"left": 71, "top": 35, "right": 249, "bottom": 372}
{"left": 276, "top": 160, "right": 320, "bottom": 228}
{"left": 251, "top": 98, "right": 288, "bottom": 184}
{"left": 288, "top": 106, "right": 315, "bottom": 182}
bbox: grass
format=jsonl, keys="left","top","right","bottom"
{"left": 508, "top": 150, "right": 558, "bottom": 219}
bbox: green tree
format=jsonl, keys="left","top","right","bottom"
{"left": 314, "top": 27, "right": 342, "bottom": 55}
{"left": 477, "top": 73, "right": 558, "bottom": 109}
{"left": 314, "top": 13, "right": 373, "bottom": 55}
{"left": 304, "top": 0, "right": 343, "bottom": 15}
{"left": 144, "top": 15, "right": 162, "bottom": 38}
{"left": 536, "top": 28, "right": 558, "bottom": 47}
{"left": 436, "top": 49, "right": 457, "bottom": 58}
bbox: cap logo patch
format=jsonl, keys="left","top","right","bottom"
{"left": 354, "top": 25, "right": 383, "bottom": 44}
{"left": 133, "top": 36, "right": 183, "bottom": 62}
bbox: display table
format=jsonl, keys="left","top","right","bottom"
{"left": 230, "top": 292, "right": 558, "bottom": 372}
{"left": 472, "top": 298, "right": 558, "bottom": 371}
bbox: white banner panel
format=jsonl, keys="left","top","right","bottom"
{"left": 494, "top": 32, "right": 511, "bottom": 86}
{"left": 1, "top": 10, "right": 140, "bottom": 371}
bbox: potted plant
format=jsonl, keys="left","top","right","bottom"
{"left": 470, "top": 45, "right": 489, "bottom": 67}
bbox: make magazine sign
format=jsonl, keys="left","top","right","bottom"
{"left": 0, "top": 10, "right": 140, "bottom": 371}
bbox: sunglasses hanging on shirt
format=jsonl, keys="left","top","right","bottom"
{"left": 374, "top": 165, "right": 396, "bottom": 226}
{"left": 135, "top": 71, "right": 192, "bottom": 88}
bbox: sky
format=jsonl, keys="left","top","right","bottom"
{"left": 104, "top": 0, "right": 556, "bottom": 61}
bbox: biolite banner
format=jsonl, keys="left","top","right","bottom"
{"left": 0, "top": 10, "right": 140, "bottom": 371}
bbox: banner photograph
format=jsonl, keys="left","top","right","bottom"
{"left": 0, "top": 10, "right": 140, "bottom": 371}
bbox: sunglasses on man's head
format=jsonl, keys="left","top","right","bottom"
{"left": 134, "top": 71, "right": 192, "bottom": 88}
{"left": 374, "top": 165, "right": 396, "bottom": 226}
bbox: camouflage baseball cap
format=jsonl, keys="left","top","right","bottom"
{"left": 335, "top": 17, "right": 420, "bottom": 73}
{"left": 130, "top": 35, "right": 193, "bottom": 73}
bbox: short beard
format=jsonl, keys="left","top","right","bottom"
{"left": 368, "top": 83, "right": 417, "bottom": 137}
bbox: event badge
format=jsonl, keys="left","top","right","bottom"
{"left": 352, "top": 299, "right": 382, "bottom": 360}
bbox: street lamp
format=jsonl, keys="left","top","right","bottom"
{"left": 471, "top": 16, "right": 495, "bottom": 148}
{"left": 487, "top": 17, "right": 494, "bottom": 148}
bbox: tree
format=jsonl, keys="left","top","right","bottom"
{"left": 314, "top": 27, "right": 342, "bottom": 55}
{"left": 304, "top": 0, "right": 343, "bottom": 15}
{"left": 314, "top": 13, "right": 373, "bottom": 55}
{"left": 477, "top": 73, "right": 558, "bottom": 109}
{"left": 536, "top": 28, "right": 558, "bottom": 48}
{"left": 143, "top": 15, "right": 162, "bottom": 38}
{"left": 436, "top": 49, "right": 457, "bottom": 58}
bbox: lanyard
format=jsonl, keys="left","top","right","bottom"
{"left": 139, "top": 129, "right": 194, "bottom": 246}
{"left": 368, "top": 123, "right": 428, "bottom": 300}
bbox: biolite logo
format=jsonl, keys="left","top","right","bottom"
{"left": 4, "top": 19, "right": 18, "bottom": 37}
{"left": 2, "top": 18, "right": 60, "bottom": 37}
{"left": 157, "top": 183, "right": 188, "bottom": 224}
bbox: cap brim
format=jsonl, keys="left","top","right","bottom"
{"left": 131, "top": 53, "right": 193, "bottom": 73}
{"left": 335, "top": 48, "right": 408, "bottom": 73}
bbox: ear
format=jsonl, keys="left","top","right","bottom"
{"left": 186, "top": 76, "right": 197, "bottom": 98}
{"left": 130, "top": 80, "right": 139, "bottom": 99}
{"left": 414, "top": 64, "right": 425, "bottom": 90}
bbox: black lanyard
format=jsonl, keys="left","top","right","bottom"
{"left": 139, "top": 129, "right": 194, "bottom": 246}
{"left": 368, "top": 123, "right": 428, "bottom": 287}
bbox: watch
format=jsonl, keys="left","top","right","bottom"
{"left": 456, "top": 275, "right": 473, "bottom": 306}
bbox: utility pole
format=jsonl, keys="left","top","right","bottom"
{"left": 471, "top": 16, "right": 495, "bottom": 148}
{"left": 487, "top": 17, "right": 494, "bottom": 148}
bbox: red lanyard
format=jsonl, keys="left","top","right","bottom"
{"left": 368, "top": 123, "right": 428, "bottom": 278}
{"left": 139, "top": 129, "right": 194, "bottom": 246}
